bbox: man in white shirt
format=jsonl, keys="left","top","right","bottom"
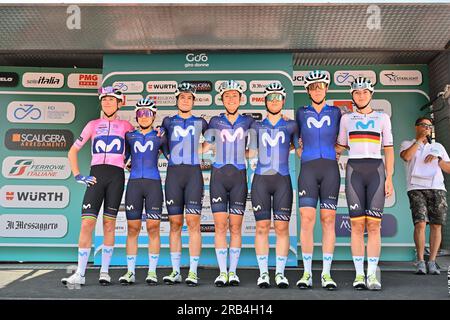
{"left": 400, "top": 117, "right": 450, "bottom": 275}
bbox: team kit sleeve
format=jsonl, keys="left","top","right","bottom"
{"left": 382, "top": 113, "right": 394, "bottom": 147}
{"left": 248, "top": 122, "right": 258, "bottom": 150}
{"left": 73, "top": 120, "right": 93, "bottom": 150}
{"left": 204, "top": 117, "right": 215, "bottom": 144}
{"left": 160, "top": 116, "right": 171, "bottom": 158}
{"left": 201, "top": 118, "right": 208, "bottom": 135}
{"left": 336, "top": 114, "right": 348, "bottom": 147}
{"left": 295, "top": 108, "right": 302, "bottom": 137}
{"left": 290, "top": 120, "right": 300, "bottom": 149}
{"left": 124, "top": 132, "right": 131, "bottom": 162}
{"left": 126, "top": 120, "right": 134, "bottom": 132}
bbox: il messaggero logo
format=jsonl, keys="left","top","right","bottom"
{"left": 185, "top": 53, "right": 209, "bottom": 68}
{"left": 0, "top": 72, "right": 19, "bottom": 87}
{"left": 5, "top": 129, "right": 74, "bottom": 151}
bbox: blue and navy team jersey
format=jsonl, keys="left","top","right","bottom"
{"left": 125, "top": 129, "right": 166, "bottom": 180}
{"left": 295, "top": 104, "right": 341, "bottom": 163}
{"left": 205, "top": 114, "right": 254, "bottom": 170}
{"left": 249, "top": 117, "right": 299, "bottom": 176}
{"left": 161, "top": 115, "right": 208, "bottom": 166}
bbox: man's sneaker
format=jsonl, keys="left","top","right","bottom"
{"left": 257, "top": 272, "right": 270, "bottom": 288}
{"left": 146, "top": 271, "right": 158, "bottom": 285}
{"left": 321, "top": 273, "right": 337, "bottom": 290}
{"left": 214, "top": 272, "right": 228, "bottom": 287}
{"left": 366, "top": 273, "right": 381, "bottom": 291}
{"left": 119, "top": 271, "right": 135, "bottom": 285}
{"left": 353, "top": 274, "right": 366, "bottom": 290}
{"left": 427, "top": 261, "right": 441, "bottom": 275}
{"left": 163, "top": 271, "right": 182, "bottom": 285}
{"left": 61, "top": 272, "right": 85, "bottom": 286}
{"left": 228, "top": 272, "right": 240, "bottom": 286}
{"left": 99, "top": 272, "right": 111, "bottom": 286}
{"left": 275, "top": 273, "right": 289, "bottom": 289}
{"left": 414, "top": 260, "right": 427, "bottom": 275}
{"left": 185, "top": 271, "right": 198, "bottom": 287}
{"left": 296, "top": 272, "right": 312, "bottom": 289}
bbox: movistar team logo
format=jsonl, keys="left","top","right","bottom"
{"left": 253, "top": 205, "right": 262, "bottom": 211}
{"left": 355, "top": 120, "right": 375, "bottom": 130}
{"left": 173, "top": 125, "right": 195, "bottom": 138}
{"left": 306, "top": 116, "right": 331, "bottom": 129}
{"left": 212, "top": 197, "right": 222, "bottom": 203}
{"left": 261, "top": 132, "right": 285, "bottom": 147}
{"left": 220, "top": 127, "right": 244, "bottom": 142}
{"left": 133, "top": 140, "right": 154, "bottom": 153}
{"left": 93, "top": 136, "right": 124, "bottom": 154}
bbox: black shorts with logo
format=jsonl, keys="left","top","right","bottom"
{"left": 164, "top": 164, "right": 204, "bottom": 215}
{"left": 125, "top": 178, "right": 163, "bottom": 221}
{"left": 251, "top": 173, "right": 293, "bottom": 222}
{"left": 210, "top": 164, "right": 247, "bottom": 215}
{"left": 81, "top": 164, "right": 125, "bottom": 220}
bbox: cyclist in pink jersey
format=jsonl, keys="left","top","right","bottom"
{"left": 61, "top": 86, "right": 134, "bottom": 287}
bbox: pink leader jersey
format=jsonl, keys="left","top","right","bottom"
{"left": 73, "top": 118, "right": 134, "bottom": 168}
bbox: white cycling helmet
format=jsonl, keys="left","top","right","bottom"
{"left": 135, "top": 98, "right": 157, "bottom": 112}
{"left": 350, "top": 77, "right": 375, "bottom": 93}
{"left": 264, "top": 82, "right": 286, "bottom": 98}
{"left": 219, "top": 80, "right": 243, "bottom": 96}
{"left": 98, "top": 86, "right": 124, "bottom": 101}
{"left": 175, "top": 82, "right": 197, "bottom": 99}
{"left": 303, "top": 70, "right": 330, "bottom": 89}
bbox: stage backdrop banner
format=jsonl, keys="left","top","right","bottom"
{"left": 98, "top": 53, "right": 298, "bottom": 267}
{"left": 0, "top": 66, "right": 101, "bottom": 261}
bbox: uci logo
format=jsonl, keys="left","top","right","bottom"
{"left": 186, "top": 53, "right": 208, "bottom": 63}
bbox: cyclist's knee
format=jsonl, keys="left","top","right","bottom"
{"left": 351, "top": 220, "right": 366, "bottom": 234}
{"left": 274, "top": 223, "right": 289, "bottom": 235}
{"left": 366, "top": 220, "right": 381, "bottom": 234}
{"left": 320, "top": 214, "right": 335, "bottom": 228}
{"left": 146, "top": 222, "right": 160, "bottom": 235}
{"left": 215, "top": 221, "right": 228, "bottom": 235}
{"left": 229, "top": 223, "right": 242, "bottom": 236}
{"left": 127, "top": 224, "right": 141, "bottom": 237}
{"left": 103, "top": 220, "right": 116, "bottom": 234}
{"left": 256, "top": 222, "right": 270, "bottom": 235}
{"left": 81, "top": 219, "right": 96, "bottom": 233}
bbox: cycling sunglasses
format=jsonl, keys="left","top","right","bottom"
{"left": 308, "top": 82, "right": 328, "bottom": 90}
{"left": 136, "top": 109, "right": 155, "bottom": 118}
{"left": 266, "top": 93, "right": 284, "bottom": 102}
